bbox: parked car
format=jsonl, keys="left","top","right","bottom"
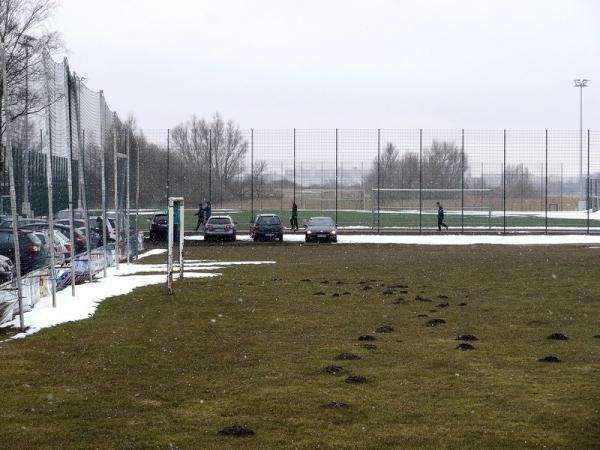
{"left": 0, "top": 255, "right": 15, "bottom": 284}
{"left": 55, "top": 219, "right": 102, "bottom": 248}
{"left": 305, "top": 216, "right": 338, "bottom": 243}
{"left": 92, "top": 216, "right": 117, "bottom": 242}
{"left": 0, "top": 218, "right": 46, "bottom": 229}
{"left": 0, "top": 228, "right": 48, "bottom": 274}
{"left": 24, "top": 223, "right": 87, "bottom": 256}
{"left": 204, "top": 216, "right": 236, "bottom": 242}
{"left": 149, "top": 213, "right": 169, "bottom": 241}
{"left": 250, "top": 214, "right": 284, "bottom": 242}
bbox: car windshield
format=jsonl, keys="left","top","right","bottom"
{"left": 209, "top": 218, "right": 232, "bottom": 225}
{"left": 309, "top": 218, "right": 334, "bottom": 227}
{"left": 257, "top": 216, "right": 280, "bottom": 225}
{"left": 154, "top": 215, "right": 167, "bottom": 223}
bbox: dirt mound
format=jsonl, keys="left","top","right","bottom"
{"left": 322, "top": 365, "right": 344, "bottom": 374}
{"left": 336, "top": 281, "right": 346, "bottom": 285}
{"left": 332, "top": 293, "right": 340, "bottom": 297}
{"left": 417, "top": 314, "right": 428, "bottom": 318}
{"left": 436, "top": 302, "right": 450, "bottom": 308}
{"left": 335, "top": 352, "right": 361, "bottom": 360}
{"left": 362, "top": 286, "right": 373, "bottom": 291}
{"left": 457, "top": 334, "right": 479, "bottom": 341}
{"left": 321, "top": 280, "right": 330, "bottom": 284}
{"left": 547, "top": 333, "right": 568, "bottom": 341}
{"left": 362, "top": 344, "right": 378, "bottom": 350}
{"left": 456, "top": 343, "right": 475, "bottom": 350}
{"left": 218, "top": 425, "right": 255, "bottom": 437}
{"left": 321, "top": 401, "right": 350, "bottom": 409}
{"left": 527, "top": 320, "right": 545, "bottom": 325}
{"left": 415, "top": 295, "right": 432, "bottom": 302}
{"left": 342, "top": 292, "right": 352, "bottom": 296}
{"left": 458, "top": 302, "right": 468, "bottom": 306}
{"left": 394, "top": 298, "right": 409, "bottom": 304}
{"left": 382, "top": 288, "right": 396, "bottom": 295}
{"left": 538, "top": 356, "right": 561, "bottom": 363}
{"left": 358, "top": 335, "right": 376, "bottom": 341}
{"left": 301, "top": 279, "right": 311, "bottom": 282}
{"left": 313, "top": 292, "right": 326, "bottom": 296}
{"left": 594, "top": 335, "right": 600, "bottom": 339}
{"left": 375, "top": 325, "right": 394, "bottom": 333}
{"left": 345, "top": 375, "right": 368, "bottom": 384}
{"left": 438, "top": 294, "right": 449, "bottom": 299}
{"left": 425, "top": 319, "right": 446, "bottom": 327}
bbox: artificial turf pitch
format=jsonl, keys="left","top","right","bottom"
{"left": 0, "top": 243, "right": 599, "bottom": 449}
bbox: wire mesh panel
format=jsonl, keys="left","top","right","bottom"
{"left": 337, "top": 129, "right": 378, "bottom": 228}
{"left": 589, "top": 130, "right": 600, "bottom": 233}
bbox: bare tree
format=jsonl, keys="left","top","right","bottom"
{"left": 0, "top": 0, "right": 61, "bottom": 136}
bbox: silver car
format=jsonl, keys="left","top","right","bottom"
{"left": 204, "top": 216, "right": 237, "bottom": 242}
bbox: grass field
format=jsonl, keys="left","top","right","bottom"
{"left": 1, "top": 243, "right": 599, "bottom": 449}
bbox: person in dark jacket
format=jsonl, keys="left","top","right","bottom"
{"left": 290, "top": 201, "right": 298, "bottom": 232}
{"left": 194, "top": 203, "right": 204, "bottom": 231}
{"left": 204, "top": 201, "right": 212, "bottom": 223}
{"left": 436, "top": 202, "right": 448, "bottom": 231}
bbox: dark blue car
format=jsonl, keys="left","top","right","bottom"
{"left": 250, "top": 214, "right": 284, "bottom": 242}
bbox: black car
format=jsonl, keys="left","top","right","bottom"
{"left": 149, "top": 213, "right": 171, "bottom": 241}
{"left": 0, "top": 229, "right": 49, "bottom": 273}
{"left": 0, "top": 255, "right": 15, "bottom": 284}
{"left": 250, "top": 214, "right": 284, "bottom": 242}
{"left": 305, "top": 217, "right": 338, "bottom": 243}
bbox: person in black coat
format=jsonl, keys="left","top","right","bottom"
{"left": 290, "top": 201, "right": 298, "bottom": 232}
{"left": 194, "top": 203, "right": 204, "bottom": 231}
{"left": 436, "top": 202, "right": 448, "bottom": 231}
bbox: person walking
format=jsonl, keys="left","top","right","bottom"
{"left": 204, "top": 201, "right": 212, "bottom": 223}
{"left": 290, "top": 201, "right": 298, "bottom": 232}
{"left": 436, "top": 202, "right": 448, "bottom": 231}
{"left": 194, "top": 203, "right": 204, "bottom": 231}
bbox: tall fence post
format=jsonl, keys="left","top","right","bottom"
{"left": 377, "top": 128, "right": 380, "bottom": 232}
{"left": 503, "top": 129, "right": 506, "bottom": 234}
{"left": 113, "top": 115, "right": 120, "bottom": 270}
{"left": 250, "top": 129, "right": 254, "bottom": 220}
{"left": 461, "top": 129, "right": 464, "bottom": 233}
{"left": 419, "top": 129, "right": 423, "bottom": 233}
{"left": 126, "top": 128, "right": 131, "bottom": 264}
{"left": 45, "top": 125, "right": 57, "bottom": 308}
{"left": 209, "top": 129, "right": 212, "bottom": 202}
{"left": 293, "top": 128, "right": 296, "bottom": 202}
{"left": 166, "top": 129, "right": 170, "bottom": 203}
{"left": 545, "top": 130, "right": 548, "bottom": 234}
{"left": 135, "top": 130, "right": 140, "bottom": 256}
{"left": 99, "top": 91, "right": 107, "bottom": 277}
{"left": 65, "top": 63, "right": 76, "bottom": 294}
{"left": 1, "top": 45, "right": 25, "bottom": 330}
{"left": 335, "top": 128, "right": 338, "bottom": 226}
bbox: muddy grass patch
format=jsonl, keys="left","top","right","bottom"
{"left": 375, "top": 325, "right": 394, "bottom": 333}
{"left": 345, "top": 375, "right": 368, "bottom": 384}
{"left": 321, "top": 365, "right": 344, "bottom": 374}
{"left": 358, "top": 335, "right": 376, "bottom": 341}
{"left": 425, "top": 319, "right": 446, "bottom": 327}
{"left": 456, "top": 343, "right": 475, "bottom": 351}
{"left": 321, "top": 401, "right": 350, "bottom": 409}
{"left": 538, "top": 356, "right": 561, "bottom": 363}
{"left": 218, "top": 425, "right": 255, "bottom": 437}
{"left": 547, "top": 333, "right": 568, "bottom": 341}
{"left": 456, "top": 334, "right": 479, "bottom": 341}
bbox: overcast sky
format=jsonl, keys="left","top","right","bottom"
{"left": 55, "top": 0, "right": 599, "bottom": 130}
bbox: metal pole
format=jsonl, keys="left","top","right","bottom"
{"left": 419, "top": 129, "right": 422, "bottom": 233}
{"left": 545, "top": 130, "right": 548, "bottom": 234}
{"left": 293, "top": 128, "right": 296, "bottom": 202}
{"left": 335, "top": 128, "right": 338, "bottom": 226}
{"left": 135, "top": 129, "right": 140, "bottom": 260}
{"left": 166, "top": 129, "right": 170, "bottom": 203}
{"left": 81, "top": 127, "right": 93, "bottom": 283}
{"left": 113, "top": 115, "right": 119, "bottom": 270}
{"left": 503, "top": 129, "right": 506, "bottom": 234}
{"left": 126, "top": 128, "right": 131, "bottom": 264}
{"left": 461, "top": 129, "right": 464, "bottom": 233}
{"left": 22, "top": 44, "right": 30, "bottom": 216}
{"left": 167, "top": 198, "right": 173, "bottom": 294}
{"left": 250, "top": 129, "right": 254, "bottom": 219}
{"left": 65, "top": 63, "right": 76, "bottom": 294}
{"left": 560, "top": 163, "right": 563, "bottom": 211}
{"left": 377, "top": 128, "right": 381, "bottom": 232}
{"left": 1, "top": 46, "right": 25, "bottom": 330}
{"left": 208, "top": 129, "right": 212, "bottom": 202}
{"left": 99, "top": 91, "right": 107, "bottom": 277}
{"left": 280, "top": 159, "right": 283, "bottom": 212}
{"left": 45, "top": 118, "right": 57, "bottom": 308}
{"left": 579, "top": 84, "right": 582, "bottom": 186}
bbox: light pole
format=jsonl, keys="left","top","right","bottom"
{"left": 574, "top": 78, "right": 589, "bottom": 192}
{"left": 21, "top": 35, "right": 35, "bottom": 216}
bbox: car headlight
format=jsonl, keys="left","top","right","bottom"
{"left": 306, "top": 230, "right": 312, "bottom": 234}
{"left": 331, "top": 230, "right": 337, "bottom": 234}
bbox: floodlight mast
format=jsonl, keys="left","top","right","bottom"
{"left": 574, "top": 78, "right": 590, "bottom": 192}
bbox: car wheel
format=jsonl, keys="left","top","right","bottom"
{"left": 231, "top": 234, "right": 236, "bottom": 242}
{"left": 279, "top": 234, "right": 283, "bottom": 242}
{"left": 253, "top": 235, "right": 259, "bottom": 242}
{"left": 305, "top": 235, "right": 309, "bottom": 243}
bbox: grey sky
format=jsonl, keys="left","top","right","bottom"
{"left": 56, "top": 0, "right": 600, "bottom": 130}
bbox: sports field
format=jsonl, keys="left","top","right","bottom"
{"left": 1, "top": 243, "right": 599, "bottom": 449}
